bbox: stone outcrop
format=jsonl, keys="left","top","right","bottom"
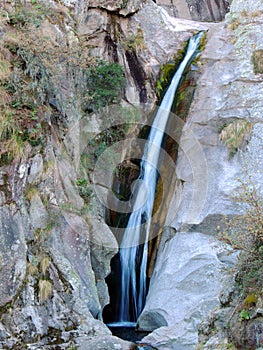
{"left": 137, "top": 231, "right": 237, "bottom": 348}
{"left": 155, "top": 0, "right": 231, "bottom": 21}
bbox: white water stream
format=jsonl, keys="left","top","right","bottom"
{"left": 118, "top": 32, "right": 204, "bottom": 323}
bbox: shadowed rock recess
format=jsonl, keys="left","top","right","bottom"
{"left": 0, "top": 0, "right": 262, "bottom": 349}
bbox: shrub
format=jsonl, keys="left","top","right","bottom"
{"left": 40, "top": 256, "right": 50, "bottom": 276}
{"left": 39, "top": 279, "right": 52, "bottom": 302}
{"left": 239, "top": 309, "right": 250, "bottom": 321}
{"left": 219, "top": 120, "right": 253, "bottom": 157}
{"left": 75, "top": 178, "right": 93, "bottom": 203}
{"left": 8, "top": 1, "right": 51, "bottom": 29}
{"left": 85, "top": 61, "right": 125, "bottom": 111}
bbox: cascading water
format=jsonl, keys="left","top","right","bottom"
{"left": 116, "top": 31, "right": 205, "bottom": 324}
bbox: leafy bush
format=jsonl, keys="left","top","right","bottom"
{"left": 85, "top": 61, "right": 125, "bottom": 111}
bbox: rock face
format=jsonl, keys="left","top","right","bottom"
{"left": 0, "top": 207, "right": 27, "bottom": 306}
{"left": 168, "top": 1, "right": 263, "bottom": 231}
{"left": 155, "top": 0, "right": 230, "bottom": 21}
{"left": 137, "top": 0, "right": 263, "bottom": 348}
{"left": 137, "top": 231, "right": 237, "bottom": 348}
{"left": 0, "top": 0, "right": 214, "bottom": 348}
{"left": 0, "top": 0, "right": 262, "bottom": 349}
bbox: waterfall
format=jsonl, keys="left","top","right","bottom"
{"left": 118, "top": 32, "right": 204, "bottom": 324}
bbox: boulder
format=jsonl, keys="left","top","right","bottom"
{"left": 137, "top": 231, "right": 236, "bottom": 349}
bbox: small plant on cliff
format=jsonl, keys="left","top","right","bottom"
{"left": 219, "top": 120, "right": 253, "bottom": 157}
{"left": 75, "top": 178, "right": 93, "bottom": 203}
{"left": 8, "top": 1, "right": 51, "bottom": 28}
{"left": 39, "top": 279, "right": 52, "bottom": 302}
{"left": 239, "top": 309, "right": 250, "bottom": 321}
{"left": 40, "top": 256, "right": 50, "bottom": 276}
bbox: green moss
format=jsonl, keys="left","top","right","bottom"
{"left": 199, "top": 31, "right": 207, "bottom": 52}
{"left": 155, "top": 41, "right": 188, "bottom": 100}
{"left": 155, "top": 32, "right": 206, "bottom": 101}
{"left": 75, "top": 178, "right": 93, "bottom": 204}
{"left": 244, "top": 293, "right": 258, "bottom": 308}
{"left": 123, "top": 28, "right": 145, "bottom": 52}
{"left": 156, "top": 62, "right": 178, "bottom": 99}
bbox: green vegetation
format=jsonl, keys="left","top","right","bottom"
{"left": 85, "top": 61, "right": 126, "bottom": 112}
{"left": 239, "top": 309, "right": 250, "bottom": 321}
{"left": 155, "top": 39, "right": 190, "bottom": 99}
{"left": 85, "top": 124, "right": 128, "bottom": 170}
{"left": 199, "top": 31, "right": 207, "bottom": 52}
{"left": 82, "top": 105, "right": 139, "bottom": 171}
{"left": 219, "top": 120, "right": 253, "bottom": 157}
{"left": 75, "top": 178, "right": 93, "bottom": 203}
{"left": 244, "top": 293, "right": 258, "bottom": 307}
{"left": 228, "top": 16, "right": 241, "bottom": 30}
{"left": 121, "top": 0, "right": 129, "bottom": 10}
{"left": 0, "top": 13, "right": 48, "bottom": 164}
{"left": 7, "top": 0, "right": 52, "bottom": 29}
{"left": 156, "top": 32, "right": 205, "bottom": 101}
{"left": 0, "top": 1, "right": 127, "bottom": 166}
{"left": 156, "top": 61, "right": 178, "bottom": 99}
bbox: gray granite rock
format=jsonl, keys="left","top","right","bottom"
{"left": 137, "top": 232, "right": 235, "bottom": 349}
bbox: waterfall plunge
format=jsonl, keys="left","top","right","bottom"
{"left": 118, "top": 32, "right": 204, "bottom": 324}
